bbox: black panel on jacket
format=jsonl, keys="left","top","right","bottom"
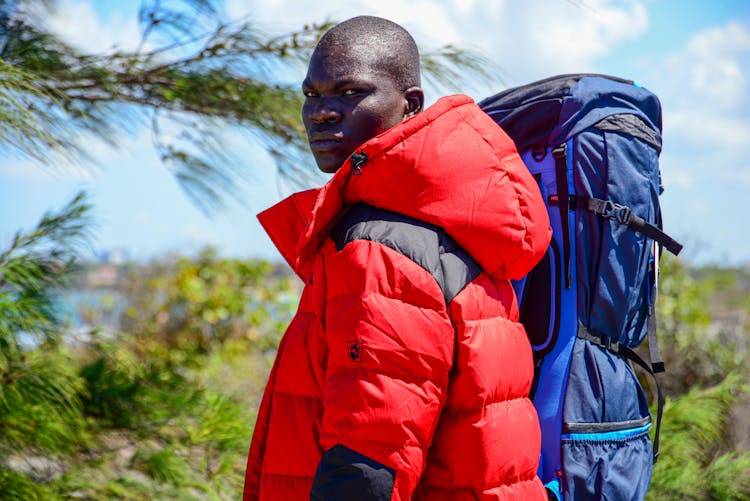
{"left": 310, "top": 444, "right": 395, "bottom": 501}
{"left": 330, "top": 203, "right": 481, "bottom": 305}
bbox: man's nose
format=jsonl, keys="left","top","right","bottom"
{"left": 308, "top": 98, "right": 342, "bottom": 123}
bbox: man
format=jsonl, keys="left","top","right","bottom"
{"left": 243, "top": 16, "right": 551, "bottom": 500}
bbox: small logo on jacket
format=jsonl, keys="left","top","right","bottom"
{"left": 347, "top": 340, "right": 364, "bottom": 362}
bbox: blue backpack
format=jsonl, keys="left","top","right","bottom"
{"left": 479, "top": 74, "right": 683, "bottom": 501}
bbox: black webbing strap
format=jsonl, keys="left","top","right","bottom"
{"left": 552, "top": 144, "right": 572, "bottom": 288}
{"left": 647, "top": 305, "right": 665, "bottom": 374}
{"left": 648, "top": 244, "right": 665, "bottom": 374}
{"left": 577, "top": 324, "right": 664, "bottom": 463}
{"left": 576, "top": 196, "right": 683, "bottom": 256}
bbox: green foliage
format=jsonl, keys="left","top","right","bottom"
{"left": 642, "top": 256, "right": 750, "bottom": 499}
{"left": 0, "top": 193, "right": 290, "bottom": 498}
{"left": 707, "top": 453, "right": 750, "bottom": 501}
{"left": 648, "top": 376, "right": 750, "bottom": 500}
{"left": 0, "top": 349, "right": 87, "bottom": 455}
{"left": 0, "top": 190, "right": 91, "bottom": 351}
{"left": 51, "top": 252, "right": 295, "bottom": 499}
{"left": 61, "top": 347, "right": 255, "bottom": 499}
{"left": 78, "top": 340, "right": 192, "bottom": 430}
{"left": 0, "top": 58, "right": 73, "bottom": 163}
{"left": 0, "top": 192, "right": 91, "bottom": 460}
{"left": 656, "top": 255, "right": 747, "bottom": 395}
{"left": 0, "top": 467, "right": 59, "bottom": 501}
{"left": 132, "top": 447, "right": 193, "bottom": 485}
{"left": 118, "top": 248, "right": 297, "bottom": 354}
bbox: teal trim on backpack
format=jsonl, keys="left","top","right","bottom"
{"left": 562, "top": 423, "right": 651, "bottom": 442}
{"left": 545, "top": 479, "right": 562, "bottom": 501}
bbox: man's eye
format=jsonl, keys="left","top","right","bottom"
{"left": 303, "top": 90, "right": 318, "bottom": 98}
{"left": 342, "top": 89, "right": 359, "bottom": 96}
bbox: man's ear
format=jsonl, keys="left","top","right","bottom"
{"left": 403, "top": 87, "right": 424, "bottom": 119}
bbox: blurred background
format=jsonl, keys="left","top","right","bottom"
{"left": 0, "top": 1, "right": 748, "bottom": 499}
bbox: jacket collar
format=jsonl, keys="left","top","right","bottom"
{"left": 258, "top": 94, "right": 551, "bottom": 281}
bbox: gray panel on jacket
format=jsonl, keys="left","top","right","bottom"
{"left": 331, "top": 203, "right": 481, "bottom": 304}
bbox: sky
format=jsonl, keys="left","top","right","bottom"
{"left": 1, "top": 0, "right": 749, "bottom": 265}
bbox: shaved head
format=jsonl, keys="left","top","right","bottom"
{"left": 302, "top": 16, "right": 424, "bottom": 172}
{"left": 315, "top": 16, "right": 421, "bottom": 91}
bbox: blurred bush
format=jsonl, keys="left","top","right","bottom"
{"left": 0, "top": 194, "right": 299, "bottom": 500}
{"left": 646, "top": 255, "right": 750, "bottom": 500}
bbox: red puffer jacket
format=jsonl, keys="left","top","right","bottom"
{"left": 243, "top": 95, "right": 551, "bottom": 500}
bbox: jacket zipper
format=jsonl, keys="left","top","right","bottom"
{"left": 350, "top": 152, "right": 368, "bottom": 176}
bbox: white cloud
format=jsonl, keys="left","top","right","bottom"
{"left": 227, "top": 0, "right": 462, "bottom": 44}
{"left": 408, "top": 0, "right": 649, "bottom": 85}
{"left": 660, "top": 167, "right": 693, "bottom": 189}
{"left": 653, "top": 20, "right": 750, "bottom": 153}
{"left": 669, "top": 21, "right": 750, "bottom": 108}
{"left": 43, "top": 0, "right": 142, "bottom": 53}
{"left": 493, "top": 1, "right": 649, "bottom": 77}
{"left": 225, "top": 0, "right": 648, "bottom": 91}
{"left": 666, "top": 110, "right": 750, "bottom": 149}
{"left": 365, "top": 0, "right": 462, "bottom": 45}
{"left": 451, "top": 0, "right": 479, "bottom": 16}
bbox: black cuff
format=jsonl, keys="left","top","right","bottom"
{"left": 310, "top": 444, "right": 395, "bottom": 501}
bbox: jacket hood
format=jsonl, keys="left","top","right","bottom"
{"left": 259, "top": 94, "right": 550, "bottom": 281}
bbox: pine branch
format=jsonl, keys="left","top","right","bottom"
{"left": 1, "top": 0, "right": 499, "bottom": 213}
{"left": 0, "top": 191, "right": 92, "bottom": 355}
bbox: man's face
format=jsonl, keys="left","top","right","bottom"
{"left": 302, "top": 44, "right": 409, "bottom": 173}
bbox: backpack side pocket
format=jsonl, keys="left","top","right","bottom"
{"left": 560, "top": 337, "right": 653, "bottom": 501}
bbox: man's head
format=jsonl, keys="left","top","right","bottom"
{"left": 302, "top": 16, "right": 424, "bottom": 173}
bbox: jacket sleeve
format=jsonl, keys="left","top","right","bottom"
{"left": 310, "top": 238, "right": 455, "bottom": 501}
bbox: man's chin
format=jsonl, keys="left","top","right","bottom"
{"left": 317, "top": 165, "right": 341, "bottom": 175}
{"left": 313, "top": 154, "right": 345, "bottom": 174}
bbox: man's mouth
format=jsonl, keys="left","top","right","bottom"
{"left": 308, "top": 132, "right": 343, "bottom": 152}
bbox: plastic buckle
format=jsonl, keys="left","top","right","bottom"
{"left": 601, "top": 201, "right": 632, "bottom": 225}
{"left": 613, "top": 205, "right": 632, "bottom": 225}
